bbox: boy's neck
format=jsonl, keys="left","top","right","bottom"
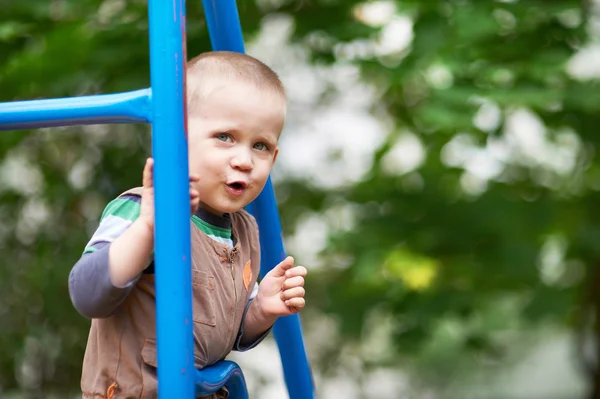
{"left": 198, "top": 202, "right": 225, "bottom": 217}
{"left": 195, "top": 206, "right": 231, "bottom": 227}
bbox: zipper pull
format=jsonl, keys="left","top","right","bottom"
{"left": 230, "top": 247, "right": 238, "bottom": 264}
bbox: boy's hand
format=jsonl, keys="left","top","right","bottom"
{"left": 139, "top": 157, "right": 201, "bottom": 232}
{"left": 255, "top": 256, "right": 307, "bottom": 318}
{"left": 139, "top": 158, "right": 156, "bottom": 232}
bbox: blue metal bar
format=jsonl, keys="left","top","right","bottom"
{"left": 195, "top": 361, "right": 249, "bottom": 398}
{"left": 202, "top": 0, "right": 245, "bottom": 53}
{"left": 245, "top": 179, "right": 316, "bottom": 399}
{"left": 201, "top": 1, "right": 316, "bottom": 397}
{"left": 0, "top": 89, "right": 151, "bottom": 131}
{"left": 148, "top": 0, "right": 194, "bottom": 398}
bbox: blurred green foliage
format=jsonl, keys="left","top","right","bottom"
{"left": 0, "top": 0, "right": 598, "bottom": 397}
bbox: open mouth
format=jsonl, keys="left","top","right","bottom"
{"left": 226, "top": 181, "right": 248, "bottom": 196}
{"left": 227, "top": 181, "right": 247, "bottom": 190}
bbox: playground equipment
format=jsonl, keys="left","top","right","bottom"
{"left": 0, "top": 1, "right": 315, "bottom": 398}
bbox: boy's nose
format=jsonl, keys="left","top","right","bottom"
{"left": 230, "top": 151, "right": 253, "bottom": 171}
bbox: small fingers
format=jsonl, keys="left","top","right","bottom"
{"left": 143, "top": 158, "right": 154, "bottom": 189}
{"left": 284, "top": 297, "right": 305, "bottom": 309}
{"left": 283, "top": 276, "right": 305, "bottom": 290}
{"left": 285, "top": 265, "right": 307, "bottom": 279}
{"left": 281, "top": 287, "right": 305, "bottom": 301}
{"left": 270, "top": 256, "right": 294, "bottom": 278}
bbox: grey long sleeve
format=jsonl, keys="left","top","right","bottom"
{"left": 233, "top": 298, "right": 272, "bottom": 351}
{"left": 68, "top": 244, "right": 139, "bottom": 318}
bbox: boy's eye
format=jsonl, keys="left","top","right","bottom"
{"left": 216, "top": 133, "right": 232, "bottom": 142}
{"left": 254, "top": 142, "right": 269, "bottom": 151}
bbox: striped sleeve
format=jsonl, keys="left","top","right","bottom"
{"left": 69, "top": 194, "right": 144, "bottom": 318}
{"left": 83, "top": 195, "right": 141, "bottom": 255}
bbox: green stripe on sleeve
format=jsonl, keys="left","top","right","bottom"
{"left": 100, "top": 197, "right": 141, "bottom": 223}
{"left": 83, "top": 247, "right": 97, "bottom": 255}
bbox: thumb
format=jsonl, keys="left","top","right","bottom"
{"left": 269, "top": 256, "right": 294, "bottom": 278}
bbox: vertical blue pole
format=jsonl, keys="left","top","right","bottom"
{"left": 148, "top": 0, "right": 194, "bottom": 398}
{"left": 201, "top": 1, "right": 316, "bottom": 398}
{"left": 245, "top": 179, "right": 316, "bottom": 399}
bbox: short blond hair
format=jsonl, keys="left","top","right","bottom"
{"left": 186, "top": 51, "right": 286, "bottom": 115}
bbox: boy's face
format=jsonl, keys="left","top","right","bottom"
{"left": 187, "top": 81, "right": 284, "bottom": 215}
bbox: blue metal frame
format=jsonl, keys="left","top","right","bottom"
{"left": 147, "top": 0, "right": 195, "bottom": 397}
{"left": 0, "top": 89, "right": 151, "bottom": 131}
{"left": 246, "top": 182, "right": 316, "bottom": 399}
{"left": 0, "top": 0, "right": 315, "bottom": 398}
{"left": 195, "top": 360, "right": 249, "bottom": 397}
{"left": 201, "top": 1, "right": 316, "bottom": 398}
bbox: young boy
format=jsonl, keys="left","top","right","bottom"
{"left": 68, "top": 51, "right": 307, "bottom": 399}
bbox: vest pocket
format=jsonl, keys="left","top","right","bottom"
{"left": 140, "top": 339, "right": 158, "bottom": 398}
{"left": 192, "top": 270, "right": 217, "bottom": 327}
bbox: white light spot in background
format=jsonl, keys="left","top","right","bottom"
{"left": 322, "top": 375, "right": 360, "bottom": 399}
{"left": 503, "top": 108, "right": 581, "bottom": 177}
{"left": 493, "top": 8, "right": 517, "bottom": 32}
{"left": 284, "top": 213, "right": 329, "bottom": 268}
{"left": 567, "top": 44, "right": 600, "bottom": 80}
{"left": 68, "top": 159, "right": 94, "bottom": 191}
{"left": 460, "top": 172, "right": 488, "bottom": 196}
{"left": 16, "top": 199, "right": 50, "bottom": 245}
{"left": 504, "top": 109, "right": 546, "bottom": 158}
{"left": 354, "top": 1, "right": 397, "bottom": 28}
{"left": 0, "top": 153, "right": 44, "bottom": 196}
{"left": 364, "top": 368, "right": 410, "bottom": 397}
{"left": 486, "top": 135, "right": 511, "bottom": 164}
{"left": 441, "top": 133, "right": 479, "bottom": 168}
{"left": 278, "top": 107, "right": 386, "bottom": 189}
{"left": 375, "top": 16, "right": 414, "bottom": 56}
{"left": 556, "top": 8, "right": 582, "bottom": 28}
{"left": 538, "top": 235, "right": 567, "bottom": 287}
{"left": 473, "top": 100, "right": 502, "bottom": 132}
{"left": 381, "top": 132, "right": 425, "bottom": 175}
{"left": 425, "top": 64, "right": 454, "bottom": 90}
{"left": 463, "top": 150, "right": 504, "bottom": 181}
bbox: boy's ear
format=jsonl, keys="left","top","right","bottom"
{"left": 272, "top": 146, "right": 279, "bottom": 164}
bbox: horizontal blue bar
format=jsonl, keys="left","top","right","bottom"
{"left": 195, "top": 360, "right": 248, "bottom": 398}
{"left": 0, "top": 89, "right": 152, "bottom": 131}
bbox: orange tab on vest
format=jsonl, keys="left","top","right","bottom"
{"left": 106, "top": 382, "right": 118, "bottom": 399}
{"left": 243, "top": 260, "right": 252, "bottom": 290}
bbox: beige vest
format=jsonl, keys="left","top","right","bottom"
{"left": 80, "top": 188, "right": 261, "bottom": 399}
